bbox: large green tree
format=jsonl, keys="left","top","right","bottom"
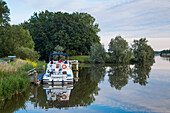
{"left": 108, "top": 36, "right": 132, "bottom": 64}
{"left": 0, "top": 0, "right": 10, "bottom": 26}
{"left": 22, "top": 10, "right": 101, "bottom": 61}
{"left": 132, "top": 38, "right": 155, "bottom": 63}
{"left": 0, "top": 25, "right": 35, "bottom": 57}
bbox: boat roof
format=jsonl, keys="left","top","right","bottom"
{"left": 50, "top": 53, "right": 69, "bottom": 56}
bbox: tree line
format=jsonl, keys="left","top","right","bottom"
{"left": 0, "top": 0, "right": 155, "bottom": 63}
{"left": 90, "top": 36, "right": 155, "bottom": 64}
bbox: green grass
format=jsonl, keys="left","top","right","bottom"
{"left": 69, "top": 56, "right": 90, "bottom": 63}
{"left": 0, "top": 59, "right": 34, "bottom": 101}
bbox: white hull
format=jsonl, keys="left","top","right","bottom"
{"left": 42, "top": 60, "right": 74, "bottom": 84}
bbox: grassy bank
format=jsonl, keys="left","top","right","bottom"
{"left": 0, "top": 59, "right": 45, "bottom": 101}
{"left": 69, "top": 55, "right": 135, "bottom": 64}
{"left": 69, "top": 56, "right": 90, "bottom": 63}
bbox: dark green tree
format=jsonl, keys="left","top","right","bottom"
{"left": 132, "top": 38, "right": 155, "bottom": 63}
{"left": 89, "top": 43, "right": 106, "bottom": 63}
{"left": 0, "top": 25, "right": 35, "bottom": 57}
{"left": 0, "top": 0, "right": 10, "bottom": 26}
{"left": 108, "top": 36, "right": 132, "bottom": 64}
{"left": 22, "top": 11, "right": 101, "bottom": 61}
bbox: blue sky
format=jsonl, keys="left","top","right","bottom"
{"left": 5, "top": 0, "right": 170, "bottom": 51}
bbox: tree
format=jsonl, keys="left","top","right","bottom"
{"left": 53, "top": 45, "right": 64, "bottom": 53}
{"left": 22, "top": 10, "right": 101, "bottom": 61}
{"left": 89, "top": 43, "right": 106, "bottom": 63}
{"left": 108, "top": 36, "right": 132, "bottom": 64}
{"left": 0, "top": 0, "right": 10, "bottom": 26}
{"left": 132, "top": 38, "right": 155, "bottom": 63}
{"left": 15, "top": 47, "right": 40, "bottom": 61}
{"left": 0, "top": 25, "right": 35, "bottom": 57}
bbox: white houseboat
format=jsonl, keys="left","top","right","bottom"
{"left": 42, "top": 53, "right": 75, "bottom": 84}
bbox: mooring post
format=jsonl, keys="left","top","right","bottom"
{"left": 70, "top": 64, "right": 72, "bottom": 70}
{"left": 76, "top": 62, "right": 78, "bottom": 70}
{"left": 43, "top": 65, "right": 45, "bottom": 73}
{"left": 34, "top": 70, "right": 37, "bottom": 85}
{"left": 76, "top": 71, "right": 78, "bottom": 78}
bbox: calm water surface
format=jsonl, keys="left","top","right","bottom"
{"left": 0, "top": 56, "right": 170, "bottom": 113}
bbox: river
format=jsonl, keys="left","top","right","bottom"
{"left": 0, "top": 56, "right": 170, "bottom": 113}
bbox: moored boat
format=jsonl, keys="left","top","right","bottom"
{"left": 42, "top": 53, "right": 75, "bottom": 84}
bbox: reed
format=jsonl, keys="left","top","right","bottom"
{"left": 0, "top": 59, "right": 33, "bottom": 100}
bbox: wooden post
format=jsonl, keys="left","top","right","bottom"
{"left": 34, "top": 70, "right": 37, "bottom": 85}
{"left": 43, "top": 65, "right": 45, "bottom": 73}
{"left": 76, "top": 63, "right": 78, "bottom": 70}
{"left": 70, "top": 64, "right": 72, "bottom": 70}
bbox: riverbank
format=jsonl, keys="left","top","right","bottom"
{"left": 0, "top": 59, "right": 46, "bottom": 101}
{"left": 69, "top": 55, "right": 135, "bottom": 64}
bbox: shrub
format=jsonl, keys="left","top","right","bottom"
{"left": 15, "top": 47, "right": 40, "bottom": 61}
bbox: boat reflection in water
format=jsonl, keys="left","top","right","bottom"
{"left": 43, "top": 84, "right": 73, "bottom": 102}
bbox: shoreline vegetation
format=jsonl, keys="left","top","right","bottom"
{"left": 0, "top": 59, "right": 46, "bottom": 101}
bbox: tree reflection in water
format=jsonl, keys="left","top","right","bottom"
{"left": 161, "top": 56, "right": 170, "bottom": 62}
{"left": 0, "top": 60, "right": 156, "bottom": 112}
{"left": 28, "top": 64, "right": 106, "bottom": 109}
{"left": 108, "top": 59, "right": 154, "bottom": 89}
{"left": 0, "top": 87, "right": 31, "bottom": 113}
{"left": 108, "top": 65, "right": 132, "bottom": 90}
{"left": 131, "top": 60, "right": 154, "bottom": 86}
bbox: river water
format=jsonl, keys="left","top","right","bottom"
{"left": 0, "top": 56, "right": 170, "bottom": 113}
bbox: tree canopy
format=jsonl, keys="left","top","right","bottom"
{"left": 132, "top": 38, "right": 155, "bottom": 63}
{"left": 22, "top": 10, "right": 101, "bottom": 61}
{"left": 0, "top": 0, "right": 10, "bottom": 26}
{"left": 0, "top": 25, "right": 35, "bottom": 58}
{"left": 108, "top": 36, "right": 132, "bottom": 64}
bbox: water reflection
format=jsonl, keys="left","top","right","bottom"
{"left": 131, "top": 60, "right": 154, "bottom": 86}
{"left": 108, "top": 65, "right": 131, "bottom": 90}
{"left": 0, "top": 87, "right": 31, "bottom": 113}
{"left": 161, "top": 56, "right": 170, "bottom": 62}
{"left": 2, "top": 58, "right": 165, "bottom": 113}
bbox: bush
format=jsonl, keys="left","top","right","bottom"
{"left": 15, "top": 47, "right": 40, "bottom": 61}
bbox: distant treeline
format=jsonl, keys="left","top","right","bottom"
{"left": 160, "top": 49, "right": 170, "bottom": 57}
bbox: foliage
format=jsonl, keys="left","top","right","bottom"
{"left": 0, "top": 0, "right": 10, "bottom": 26}
{"left": 0, "top": 25, "right": 35, "bottom": 58}
{"left": 15, "top": 47, "right": 40, "bottom": 61}
{"left": 53, "top": 45, "right": 64, "bottom": 53}
{"left": 0, "top": 59, "right": 33, "bottom": 100}
{"left": 132, "top": 38, "right": 155, "bottom": 63}
{"left": 89, "top": 43, "right": 106, "bottom": 63}
{"left": 26, "top": 59, "right": 37, "bottom": 67}
{"left": 160, "top": 49, "right": 170, "bottom": 57}
{"left": 108, "top": 36, "right": 132, "bottom": 64}
{"left": 22, "top": 10, "right": 101, "bottom": 61}
{"left": 69, "top": 55, "right": 90, "bottom": 63}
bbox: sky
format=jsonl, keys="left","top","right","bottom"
{"left": 5, "top": 0, "right": 170, "bottom": 51}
